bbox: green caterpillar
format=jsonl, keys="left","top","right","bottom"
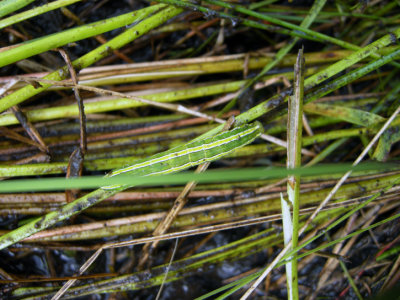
{"left": 102, "top": 122, "right": 263, "bottom": 189}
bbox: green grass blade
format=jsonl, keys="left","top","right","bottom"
{"left": 304, "top": 102, "right": 385, "bottom": 127}
{"left": 0, "top": 163, "right": 396, "bottom": 193}
{"left": 0, "top": 0, "right": 82, "bottom": 29}
{"left": 0, "top": 0, "right": 34, "bottom": 18}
